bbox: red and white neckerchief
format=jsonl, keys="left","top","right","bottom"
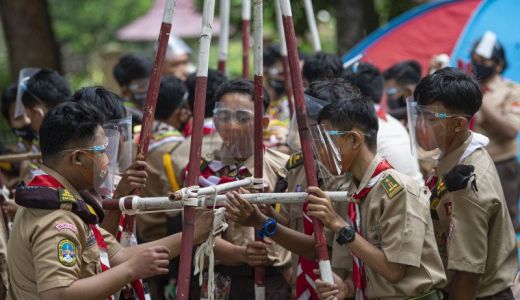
{"left": 197, "top": 159, "right": 252, "bottom": 187}
{"left": 374, "top": 104, "right": 387, "bottom": 122}
{"left": 296, "top": 183, "right": 319, "bottom": 300}
{"left": 349, "top": 160, "right": 392, "bottom": 300}
{"left": 27, "top": 169, "right": 116, "bottom": 300}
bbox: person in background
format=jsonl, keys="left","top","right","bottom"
{"left": 302, "top": 52, "right": 343, "bottom": 87}
{"left": 20, "top": 69, "right": 72, "bottom": 134}
{"left": 383, "top": 60, "right": 422, "bottom": 122}
{"left": 470, "top": 31, "right": 520, "bottom": 232}
{"left": 343, "top": 62, "right": 423, "bottom": 182}
{"left": 136, "top": 76, "right": 191, "bottom": 300}
{"left": 163, "top": 35, "right": 194, "bottom": 81}
{"left": 113, "top": 53, "right": 153, "bottom": 132}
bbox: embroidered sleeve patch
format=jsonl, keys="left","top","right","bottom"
{"left": 381, "top": 174, "right": 403, "bottom": 199}
{"left": 55, "top": 223, "right": 78, "bottom": 233}
{"left": 59, "top": 189, "right": 76, "bottom": 204}
{"left": 58, "top": 239, "right": 77, "bottom": 266}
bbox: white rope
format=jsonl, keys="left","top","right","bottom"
{"left": 193, "top": 207, "right": 228, "bottom": 300}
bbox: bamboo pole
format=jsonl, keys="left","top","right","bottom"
{"left": 252, "top": 0, "right": 265, "bottom": 298}
{"left": 279, "top": 0, "right": 334, "bottom": 287}
{"left": 303, "top": 0, "right": 321, "bottom": 52}
{"left": 102, "top": 192, "right": 351, "bottom": 212}
{"left": 217, "top": 0, "right": 230, "bottom": 73}
{"left": 0, "top": 152, "right": 41, "bottom": 163}
{"left": 274, "top": 0, "right": 293, "bottom": 117}
{"left": 176, "top": 0, "right": 217, "bottom": 298}
{"left": 241, "top": 0, "right": 251, "bottom": 79}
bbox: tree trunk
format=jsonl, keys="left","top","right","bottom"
{"left": 334, "top": 0, "right": 378, "bottom": 56}
{"left": 0, "top": 0, "right": 61, "bottom": 79}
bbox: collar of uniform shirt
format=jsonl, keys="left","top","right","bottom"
{"left": 217, "top": 147, "right": 255, "bottom": 172}
{"left": 349, "top": 154, "right": 383, "bottom": 195}
{"left": 40, "top": 165, "right": 84, "bottom": 200}
{"left": 435, "top": 133, "right": 473, "bottom": 177}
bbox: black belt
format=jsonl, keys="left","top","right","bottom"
{"left": 216, "top": 264, "right": 285, "bottom": 277}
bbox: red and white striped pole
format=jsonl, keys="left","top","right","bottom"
{"left": 252, "top": 0, "right": 265, "bottom": 299}
{"left": 120, "top": 1, "right": 177, "bottom": 299}
{"left": 217, "top": 0, "right": 230, "bottom": 74}
{"left": 241, "top": 0, "right": 251, "bottom": 79}
{"left": 303, "top": 0, "right": 321, "bottom": 52}
{"left": 274, "top": 0, "right": 293, "bottom": 117}
{"left": 176, "top": 0, "right": 216, "bottom": 298}
{"left": 279, "top": 0, "right": 335, "bottom": 289}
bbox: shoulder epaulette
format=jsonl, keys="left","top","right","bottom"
{"left": 286, "top": 152, "right": 304, "bottom": 170}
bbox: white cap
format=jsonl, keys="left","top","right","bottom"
{"left": 475, "top": 31, "right": 497, "bottom": 59}
{"left": 166, "top": 36, "right": 192, "bottom": 59}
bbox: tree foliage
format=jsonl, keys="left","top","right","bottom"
{"left": 49, "top": 0, "right": 152, "bottom": 53}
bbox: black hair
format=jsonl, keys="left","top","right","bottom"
{"left": 305, "top": 78, "right": 360, "bottom": 104}
{"left": 155, "top": 76, "right": 188, "bottom": 120}
{"left": 214, "top": 79, "right": 270, "bottom": 113}
{"left": 470, "top": 38, "right": 508, "bottom": 72}
{"left": 40, "top": 101, "right": 104, "bottom": 160}
{"left": 70, "top": 86, "right": 126, "bottom": 121}
{"left": 21, "top": 69, "right": 71, "bottom": 109}
{"left": 263, "top": 44, "right": 282, "bottom": 68}
{"left": 318, "top": 95, "right": 379, "bottom": 150}
{"left": 414, "top": 67, "right": 482, "bottom": 116}
{"left": 302, "top": 52, "right": 343, "bottom": 83}
{"left": 343, "top": 62, "right": 384, "bottom": 103}
{"left": 1, "top": 84, "right": 17, "bottom": 121}
{"left": 113, "top": 53, "right": 153, "bottom": 87}
{"left": 186, "top": 69, "right": 227, "bottom": 118}
{"left": 383, "top": 60, "right": 422, "bottom": 86}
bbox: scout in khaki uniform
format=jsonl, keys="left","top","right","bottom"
{"left": 169, "top": 69, "right": 228, "bottom": 187}
{"left": 410, "top": 68, "right": 518, "bottom": 299}
{"left": 225, "top": 96, "right": 446, "bottom": 299}
{"left": 7, "top": 101, "right": 212, "bottom": 300}
{"left": 194, "top": 79, "right": 292, "bottom": 299}
{"left": 470, "top": 31, "right": 520, "bottom": 231}
{"left": 134, "top": 76, "right": 191, "bottom": 299}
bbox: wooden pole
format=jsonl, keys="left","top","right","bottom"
{"left": 0, "top": 152, "right": 41, "bottom": 163}
{"left": 217, "top": 0, "right": 230, "bottom": 74}
{"left": 279, "top": 0, "right": 334, "bottom": 286}
{"left": 252, "top": 0, "right": 265, "bottom": 298}
{"left": 274, "top": 0, "right": 293, "bottom": 117}
{"left": 241, "top": 0, "right": 251, "bottom": 79}
{"left": 303, "top": 0, "right": 321, "bottom": 52}
{"left": 176, "top": 0, "right": 216, "bottom": 298}
{"left": 121, "top": 0, "right": 177, "bottom": 235}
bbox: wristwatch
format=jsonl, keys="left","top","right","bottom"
{"left": 336, "top": 225, "right": 356, "bottom": 245}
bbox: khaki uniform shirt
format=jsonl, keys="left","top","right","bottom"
{"left": 7, "top": 166, "right": 122, "bottom": 300}
{"left": 474, "top": 76, "right": 520, "bottom": 162}
{"left": 170, "top": 118, "right": 222, "bottom": 187}
{"left": 204, "top": 148, "right": 292, "bottom": 267}
{"left": 434, "top": 134, "right": 518, "bottom": 297}
{"left": 137, "top": 121, "right": 184, "bottom": 243}
{"left": 332, "top": 155, "right": 446, "bottom": 298}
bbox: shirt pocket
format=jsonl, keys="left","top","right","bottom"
{"left": 81, "top": 245, "right": 100, "bottom": 277}
{"left": 366, "top": 224, "right": 382, "bottom": 248}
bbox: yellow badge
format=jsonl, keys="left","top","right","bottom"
{"left": 59, "top": 188, "right": 76, "bottom": 204}
{"left": 58, "top": 239, "right": 77, "bottom": 266}
{"left": 381, "top": 174, "right": 403, "bottom": 199}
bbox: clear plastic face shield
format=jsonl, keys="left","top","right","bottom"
{"left": 103, "top": 115, "right": 133, "bottom": 173}
{"left": 406, "top": 97, "right": 469, "bottom": 162}
{"left": 213, "top": 101, "right": 255, "bottom": 161}
{"left": 94, "top": 128, "right": 120, "bottom": 198}
{"left": 287, "top": 94, "right": 329, "bottom": 151}
{"left": 14, "top": 68, "right": 40, "bottom": 119}
{"left": 310, "top": 124, "right": 343, "bottom": 177}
